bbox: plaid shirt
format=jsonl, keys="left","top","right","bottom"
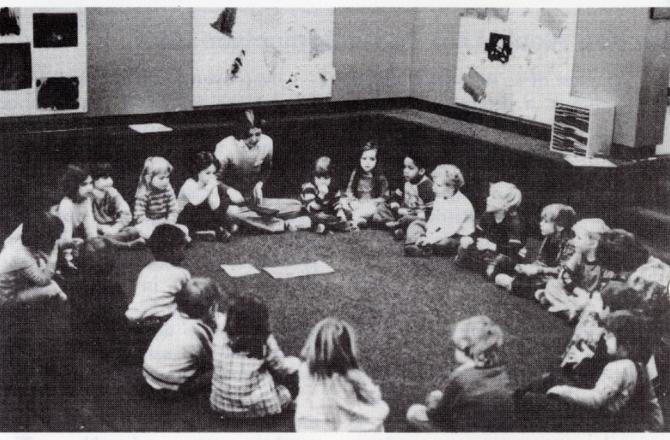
{"left": 210, "top": 332, "right": 292, "bottom": 417}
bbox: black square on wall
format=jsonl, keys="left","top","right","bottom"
{"left": 0, "top": 43, "right": 32, "bottom": 90}
{"left": 33, "top": 13, "right": 78, "bottom": 48}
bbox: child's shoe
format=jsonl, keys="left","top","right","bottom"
{"left": 315, "top": 223, "right": 327, "bottom": 234}
{"left": 404, "top": 244, "right": 432, "bottom": 257}
{"left": 385, "top": 220, "right": 400, "bottom": 229}
{"left": 194, "top": 230, "right": 217, "bottom": 241}
{"left": 494, "top": 274, "right": 514, "bottom": 292}
{"left": 485, "top": 264, "right": 497, "bottom": 280}
{"left": 393, "top": 228, "right": 405, "bottom": 241}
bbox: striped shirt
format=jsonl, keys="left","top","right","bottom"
{"left": 92, "top": 187, "right": 132, "bottom": 229}
{"left": 134, "top": 185, "right": 178, "bottom": 223}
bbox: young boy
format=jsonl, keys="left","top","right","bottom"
{"left": 299, "top": 156, "right": 349, "bottom": 234}
{"left": 383, "top": 149, "right": 435, "bottom": 240}
{"left": 404, "top": 164, "right": 474, "bottom": 257}
{"left": 142, "top": 277, "right": 223, "bottom": 397}
{"left": 536, "top": 218, "right": 611, "bottom": 320}
{"left": 495, "top": 203, "right": 576, "bottom": 298}
{"left": 455, "top": 181, "right": 526, "bottom": 279}
{"left": 406, "top": 316, "right": 514, "bottom": 431}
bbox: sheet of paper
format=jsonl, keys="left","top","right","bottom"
{"left": 564, "top": 156, "right": 616, "bottom": 168}
{"left": 128, "top": 123, "right": 173, "bottom": 133}
{"left": 263, "top": 260, "right": 334, "bottom": 279}
{"left": 220, "top": 264, "right": 260, "bottom": 278}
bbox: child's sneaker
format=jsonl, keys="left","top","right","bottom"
{"left": 385, "top": 220, "right": 400, "bottom": 229}
{"left": 393, "top": 228, "right": 405, "bottom": 241}
{"left": 494, "top": 274, "right": 514, "bottom": 292}
{"left": 315, "top": 223, "right": 327, "bottom": 234}
{"left": 194, "top": 230, "right": 217, "bottom": 241}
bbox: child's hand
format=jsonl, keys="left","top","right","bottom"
{"left": 252, "top": 182, "right": 263, "bottom": 205}
{"left": 226, "top": 188, "right": 245, "bottom": 204}
{"left": 546, "top": 385, "right": 566, "bottom": 396}
{"left": 426, "top": 390, "right": 444, "bottom": 409}
{"left": 49, "top": 282, "right": 68, "bottom": 301}
{"left": 316, "top": 183, "right": 329, "bottom": 197}
{"left": 516, "top": 264, "right": 539, "bottom": 276}
{"left": 476, "top": 238, "right": 495, "bottom": 251}
{"left": 308, "top": 200, "right": 320, "bottom": 211}
{"left": 397, "top": 207, "right": 410, "bottom": 216}
{"left": 389, "top": 202, "right": 400, "bottom": 211}
{"left": 460, "top": 236, "right": 474, "bottom": 249}
{"left": 416, "top": 235, "right": 432, "bottom": 246}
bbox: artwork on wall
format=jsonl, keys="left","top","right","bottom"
{"left": 455, "top": 8, "right": 577, "bottom": 125}
{"left": 0, "top": 8, "right": 86, "bottom": 116}
{"left": 193, "top": 8, "right": 335, "bottom": 106}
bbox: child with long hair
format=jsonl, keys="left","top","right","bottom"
{"left": 294, "top": 318, "right": 389, "bottom": 431}
{"left": 210, "top": 295, "right": 299, "bottom": 418}
{"left": 299, "top": 156, "right": 349, "bottom": 234}
{"left": 55, "top": 164, "right": 97, "bottom": 246}
{"left": 406, "top": 316, "right": 514, "bottom": 432}
{"left": 134, "top": 156, "right": 189, "bottom": 240}
{"left": 342, "top": 141, "right": 391, "bottom": 230}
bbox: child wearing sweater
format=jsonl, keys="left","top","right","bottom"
{"left": 404, "top": 164, "right": 474, "bottom": 257}
{"left": 406, "top": 315, "right": 514, "bottom": 432}
{"left": 299, "top": 156, "right": 349, "bottom": 234}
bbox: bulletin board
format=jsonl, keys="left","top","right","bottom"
{"left": 455, "top": 8, "right": 577, "bottom": 125}
{"left": 0, "top": 7, "right": 87, "bottom": 117}
{"left": 193, "top": 8, "right": 335, "bottom": 106}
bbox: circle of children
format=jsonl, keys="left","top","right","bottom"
{"left": 0, "top": 108, "right": 669, "bottom": 432}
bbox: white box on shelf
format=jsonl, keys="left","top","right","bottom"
{"left": 550, "top": 97, "right": 615, "bottom": 157}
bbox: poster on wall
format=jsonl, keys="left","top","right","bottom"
{"left": 0, "top": 7, "right": 86, "bottom": 117}
{"left": 193, "top": 8, "right": 335, "bottom": 106}
{"left": 455, "top": 8, "right": 577, "bottom": 125}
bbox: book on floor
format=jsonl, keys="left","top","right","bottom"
{"left": 263, "top": 260, "right": 334, "bottom": 279}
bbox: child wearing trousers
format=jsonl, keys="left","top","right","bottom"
{"left": 299, "top": 156, "right": 349, "bottom": 234}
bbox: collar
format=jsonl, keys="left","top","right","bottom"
{"left": 408, "top": 173, "right": 425, "bottom": 185}
{"left": 438, "top": 189, "right": 458, "bottom": 200}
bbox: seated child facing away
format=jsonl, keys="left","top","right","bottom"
{"left": 55, "top": 164, "right": 98, "bottom": 247}
{"left": 406, "top": 315, "right": 514, "bottom": 432}
{"left": 299, "top": 156, "right": 349, "bottom": 234}
{"left": 495, "top": 203, "right": 576, "bottom": 298}
{"left": 125, "top": 224, "right": 190, "bottom": 327}
{"left": 210, "top": 295, "right": 300, "bottom": 418}
{"left": 342, "top": 141, "right": 391, "bottom": 229}
{"left": 134, "top": 156, "right": 189, "bottom": 241}
{"left": 382, "top": 148, "right": 435, "bottom": 240}
{"left": 456, "top": 181, "right": 526, "bottom": 279}
{"left": 142, "top": 277, "right": 223, "bottom": 397}
{"left": 294, "top": 318, "right": 389, "bottom": 432}
{"left": 404, "top": 164, "right": 474, "bottom": 257}
{"left": 90, "top": 162, "right": 145, "bottom": 248}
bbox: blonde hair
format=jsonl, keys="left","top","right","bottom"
{"left": 177, "top": 277, "right": 223, "bottom": 319}
{"left": 452, "top": 315, "right": 504, "bottom": 368}
{"left": 137, "top": 156, "right": 173, "bottom": 193}
{"left": 627, "top": 256, "right": 670, "bottom": 302}
{"left": 541, "top": 203, "right": 577, "bottom": 230}
{"left": 432, "top": 164, "right": 465, "bottom": 188}
{"left": 572, "top": 218, "right": 610, "bottom": 241}
{"left": 301, "top": 318, "right": 359, "bottom": 378}
{"left": 489, "top": 182, "right": 522, "bottom": 210}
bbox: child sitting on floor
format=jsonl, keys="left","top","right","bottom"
{"left": 495, "top": 203, "right": 576, "bottom": 298}
{"left": 55, "top": 164, "right": 98, "bottom": 247}
{"left": 406, "top": 315, "right": 514, "bottom": 432}
{"left": 142, "top": 277, "right": 223, "bottom": 397}
{"left": 294, "top": 318, "right": 389, "bottom": 432}
{"left": 456, "top": 181, "right": 526, "bottom": 279}
{"left": 382, "top": 148, "right": 435, "bottom": 240}
{"left": 342, "top": 141, "right": 391, "bottom": 229}
{"left": 299, "top": 156, "right": 349, "bottom": 234}
{"left": 404, "top": 164, "right": 474, "bottom": 257}
{"left": 210, "top": 295, "right": 300, "bottom": 418}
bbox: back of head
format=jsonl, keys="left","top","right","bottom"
{"left": 604, "top": 310, "right": 652, "bottom": 363}
{"left": 541, "top": 203, "right": 577, "bottom": 231}
{"left": 572, "top": 218, "right": 610, "bottom": 240}
{"left": 233, "top": 109, "right": 267, "bottom": 139}
{"left": 452, "top": 315, "right": 504, "bottom": 368}
{"left": 76, "top": 237, "right": 118, "bottom": 278}
{"left": 190, "top": 151, "right": 220, "bottom": 179}
{"left": 224, "top": 295, "right": 270, "bottom": 358}
{"left": 146, "top": 224, "right": 185, "bottom": 261}
{"left": 177, "top": 277, "right": 222, "bottom": 319}
{"left": 301, "top": 317, "right": 358, "bottom": 378}
{"left": 21, "top": 211, "right": 64, "bottom": 253}
{"left": 405, "top": 146, "right": 427, "bottom": 171}
{"left": 433, "top": 164, "right": 465, "bottom": 188}
{"left": 489, "top": 181, "right": 522, "bottom": 210}
{"left": 597, "top": 229, "right": 649, "bottom": 273}
{"left": 63, "top": 164, "right": 90, "bottom": 201}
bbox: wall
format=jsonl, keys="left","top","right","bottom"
{"left": 86, "top": 8, "right": 412, "bottom": 116}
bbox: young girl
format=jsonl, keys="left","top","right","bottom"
{"left": 55, "top": 164, "right": 98, "bottom": 246}
{"left": 210, "top": 295, "right": 300, "bottom": 418}
{"left": 134, "top": 156, "right": 189, "bottom": 240}
{"left": 342, "top": 141, "right": 390, "bottom": 229}
{"left": 294, "top": 318, "right": 388, "bottom": 431}
{"left": 406, "top": 315, "right": 514, "bottom": 432}
{"left": 177, "top": 151, "right": 233, "bottom": 242}
{"left": 456, "top": 181, "right": 526, "bottom": 279}
{"left": 299, "top": 156, "right": 349, "bottom": 234}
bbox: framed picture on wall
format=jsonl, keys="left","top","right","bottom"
{"left": 650, "top": 8, "right": 670, "bottom": 19}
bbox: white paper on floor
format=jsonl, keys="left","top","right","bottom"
{"left": 564, "top": 156, "right": 616, "bottom": 168}
{"left": 129, "top": 123, "right": 173, "bottom": 133}
{"left": 220, "top": 264, "right": 261, "bottom": 278}
{"left": 263, "top": 260, "right": 334, "bottom": 279}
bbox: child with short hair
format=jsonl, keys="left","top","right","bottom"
{"left": 55, "top": 164, "right": 98, "bottom": 246}
{"left": 404, "top": 164, "right": 474, "bottom": 257}
{"left": 342, "top": 141, "right": 391, "bottom": 229}
{"left": 294, "top": 318, "right": 390, "bottom": 432}
{"left": 125, "top": 224, "right": 190, "bottom": 326}
{"left": 134, "top": 156, "right": 189, "bottom": 240}
{"left": 456, "top": 181, "right": 526, "bottom": 278}
{"left": 210, "top": 295, "right": 300, "bottom": 418}
{"left": 142, "top": 277, "right": 223, "bottom": 396}
{"left": 299, "top": 156, "right": 348, "bottom": 234}
{"left": 383, "top": 148, "right": 435, "bottom": 240}
{"left": 406, "top": 315, "right": 514, "bottom": 432}
{"left": 177, "top": 151, "right": 233, "bottom": 242}
{"left": 495, "top": 203, "right": 576, "bottom": 298}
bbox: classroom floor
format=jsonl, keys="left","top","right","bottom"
{"left": 1, "top": 229, "right": 668, "bottom": 432}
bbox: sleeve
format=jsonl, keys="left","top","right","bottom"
{"left": 179, "top": 179, "right": 205, "bottom": 207}
{"left": 346, "top": 369, "right": 384, "bottom": 404}
{"left": 214, "top": 138, "right": 231, "bottom": 168}
{"left": 472, "top": 213, "right": 491, "bottom": 240}
{"left": 57, "top": 198, "right": 74, "bottom": 242}
{"left": 345, "top": 170, "right": 357, "bottom": 200}
{"left": 257, "top": 135, "right": 274, "bottom": 186}
{"left": 134, "top": 187, "right": 147, "bottom": 224}
{"left": 265, "top": 334, "right": 294, "bottom": 375}
{"left": 300, "top": 182, "right": 318, "bottom": 209}
{"left": 497, "top": 214, "right": 524, "bottom": 257}
{"left": 83, "top": 199, "right": 98, "bottom": 238}
{"left": 426, "top": 373, "right": 465, "bottom": 426}
{"left": 417, "top": 179, "right": 436, "bottom": 218}
{"left": 20, "top": 253, "right": 53, "bottom": 286}
{"left": 110, "top": 188, "right": 132, "bottom": 229}
{"left": 166, "top": 187, "right": 178, "bottom": 224}
{"left": 376, "top": 175, "right": 390, "bottom": 201}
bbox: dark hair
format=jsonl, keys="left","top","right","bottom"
{"left": 232, "top": 109, "right": 267, "bottom": 140}
{"left": 404, "top": 147, "right": 427, "bottom": 171}
{"left": 350, "top": 141, "right": 385, "bottom": 198}
{"left": 146, "top": 224, "right": 187, "bottom": 262}
{"left": 91, "top": 162, "right": 113, "bottom": 181}
{"left": 597, "top": 229, "right": 649, "bottom": 274}
{"left": 21, "top": 211, "right": 64, "bottom": 253}
{"left": 224, "top": 295, "right": 270, "bottom": 359}
{"left": 190, "top": 151, "right": 220, "bottom": 179}
{"left": 76, "top": 237, "right": 118, "bottom": 278}
{"left": 604, "top": 311, "right": 652, "bottom": 363}
{"left": 177, "top": 277, "right": 222, "bottom": 319}
{"left": 63, "top": 164, "right": 91, "bottom": 202}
